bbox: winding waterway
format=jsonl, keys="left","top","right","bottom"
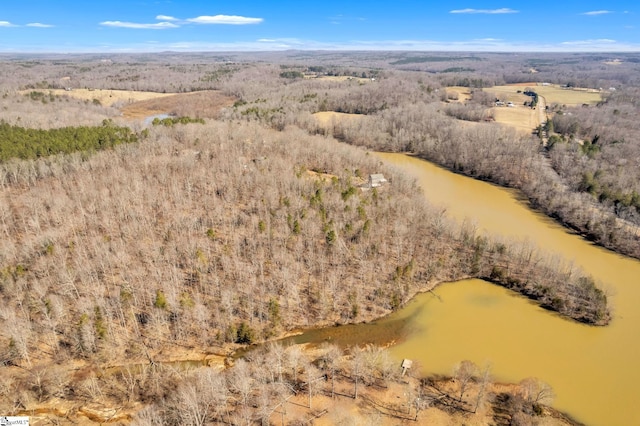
{"left": 373, "top": 153, "right": 640, "bottom": 426}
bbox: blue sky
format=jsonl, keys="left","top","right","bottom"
{"left": 0, "top": 1, "right": 638, "bottom": 52}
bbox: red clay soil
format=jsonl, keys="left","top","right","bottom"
{"left": 120, "top": 90, "right": 235, "bottom": 120}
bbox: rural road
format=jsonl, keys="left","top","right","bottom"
{"left": 536, "top": 94, "right": 547, "bottom": 127}
{"left": 536, "top": 94, "right": 548, "bottom": 145}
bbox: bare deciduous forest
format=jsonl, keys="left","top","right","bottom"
{"left": 0, "top": 51, "right": 638, "bottom": 424}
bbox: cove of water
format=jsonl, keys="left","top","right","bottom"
{"left": 284, "top": 153, "right": 640, "bottom": 426}
{"left": 376, "top": 153, "right": 640, "bottom": 426}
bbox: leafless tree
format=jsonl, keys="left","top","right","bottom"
{"left": 453, "top": 360, "right": 478, "bottom": 404}
{"left": 519, "top": 377, "right": 555, "bottom": 406}
{"left": 319, "top": 343, "right": 343, "bottom": 398}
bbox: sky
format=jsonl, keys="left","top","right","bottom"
{"left": 0, "top": 1, "right": 639, "bottom": 52}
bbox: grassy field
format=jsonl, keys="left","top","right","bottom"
{"left": 491, "top": 105, "right": 539, "bottom": 134}
{"left": 310, "top": 75, "right": 373, "bottom": 83}
{"left": 313, "top": 111, "right": 368, "bottom": 126}
{"left": 483, "top": 83, "right": 602, "bottom": 133}
{"left": 36, "top": 88, "right": 174, "bottom": 107}
{"left": 445, "top": 85, "right": 538, "bottom": 133}
{"left": 21, "top": 89, "right": 235, "bottom": 120}
{"left": 487, "top": 83, "right": 602, "bottom": 106}
{"left": 535, "top": 85, "right": 602, "bottom": 105}
{"left": 445, "top": 86, "right": 472, "bottom": 102}
{"left": 484, "top": 87, "right": 530, "bottom": 105}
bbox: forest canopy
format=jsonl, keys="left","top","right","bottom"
{"left": 0, "top": 51, "right": 636, "bottom": 424}
{"left": 0, "top": 119, "right": 138, "bottom": 162}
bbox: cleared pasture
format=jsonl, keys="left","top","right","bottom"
{"left": 311, "top": 75, "right": 372, "bottom": 83}
{"left": 535, "top": 85, "right": 602, "bottom": 105}
{"left": 487, "top": 84, "right": 602, "bottom": 106}
{"left": 445, "top": 86, "right": 472, "bottom": 102}
{"left": 484, "top": 88, "right": 530, "bottom": 105}
{"left": 491, "top": 105, "right": 539, "bottom": 134}
{"left": 34, "top": 88, "right": 173, "bottom": 107}
{"left": 443, "top": 86, "right": 537, "bottom": 133}
{"left": 313, "top": 111, "right": 367, "bottom": 126}
{"left": 20, "top": 89, "right": 235, "bottom": 120}
{"left": 120, "top": 90, "right": 235, "bottom": 120}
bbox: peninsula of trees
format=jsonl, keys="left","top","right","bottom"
{"left": 1, "top": 51, "right": 637, "bottom": 424}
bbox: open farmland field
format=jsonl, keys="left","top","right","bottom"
{"left": 491, "top": 104, "right": 539, "bottom": 134}
{"left": 445, "top": 86, "right": 473, "bottom": 102}
{"left": 311, "top": 75, "right": 372, "bottom": 83}
{"left": 534, "top": 85, "right": 602, "bottom": 105}
{"left": 33, "top": 88, "right": 174, "bottom": 108}
{"left": 35, "top": 89, "right": 236, "bottom": 120}
{"left": 120, "top": 90, "right": 235, "bottom": 120}
{"left": 484, "top": 88, "right": 530, "bottom": 105}
{"left": 313, "top": 111, "right": 368, "bottom": 126}
{"left": 15, "top": 88, "right": 235, "bottom": 123}
{"left": 445, "top": 85, "right": 538, "bottom": 133}
{"left": 487, "top": 84, "right": 602, "bottom": 106}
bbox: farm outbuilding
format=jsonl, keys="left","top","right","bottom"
{"left": 369, "top": 174, "right": 388, "bottom": 188}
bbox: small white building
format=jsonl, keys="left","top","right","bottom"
{"left": 369, "top": 174, "right": 388, "bottom": 188}
{"left": 401, "top": 359, "right": 413, "bottom": 376}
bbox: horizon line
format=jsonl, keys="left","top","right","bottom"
{"left": 1, "top": 48, "right": 640, "bottom": 55}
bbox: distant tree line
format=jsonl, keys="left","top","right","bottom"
{"left": 151, "top": 116, "right": 205, "bottom": 127}
{"left": 0, "top": 119, "right": 138, "bottom": 162}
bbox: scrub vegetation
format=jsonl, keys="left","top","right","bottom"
{"left": 0, "top": 51, "right": 637, "bottom": 423}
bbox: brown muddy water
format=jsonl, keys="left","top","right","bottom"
{"left": 280, "top": 153, "right": 640, "bottom": 426}
{"left": 377, "top": 153, "right": 640, "bottom": 426}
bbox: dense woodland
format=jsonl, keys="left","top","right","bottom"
{"left": 0, "top": 51, "right": 637, "bottom": 423}
{"left": 0, "top": 119, "right": 138, "bottom": 161}
{"left": 549, "top": 88, "right": 640, "bottom": 224}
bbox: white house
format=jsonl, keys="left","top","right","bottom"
{"left": 369, "top": 174, "right": 388, "bottom": 188}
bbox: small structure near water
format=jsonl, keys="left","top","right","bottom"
{"left": 401, "top": 359, "right": 413, "bottom": 376}
{"left": 369, "top": 173, "right": 388, "bottom": 188}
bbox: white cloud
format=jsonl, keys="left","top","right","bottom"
{"left": 100, "top": 21, "right": 179, "bottom": 29}
{"left": 0, "top": 21, "right": 17, "bottom": 27}
{"left": 582, "top": 10, "right": 612, "bottom": 16}
{"left": 561, "top": 38, "right": 616, "bottom": 45}
{"left": 6, "top": 37, "right": 640, "bottom": 53}
{"left": 99, "top": 14, "right": 264, "bottom": 30}
{"left": 245, "top": 37, "right": 640, "bottom": 53}
{"left": 450, "top": 8, "right": 518, "bottom": 14}
{"left": 156, "top": 15, "right": 178, "bottom": 21}
{"left": 186, "top": 15, "right": 263, "bottom": 25}
{"left": 258, "top": 38, "right": 276, "bottom": 42}
{"left": 26, "top": 23, "right": 54, "bottom": 28}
